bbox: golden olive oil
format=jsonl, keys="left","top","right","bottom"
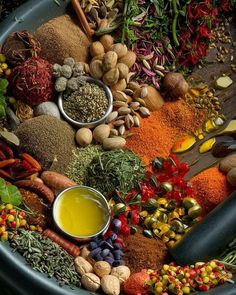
{"left": 55, "top": 187, "right": 107, "bottom": 236}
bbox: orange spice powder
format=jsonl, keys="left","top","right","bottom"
{"left": 126, "top": 99, "right": 206, "bottom": 165}
{"left": 191, "top": 167, "right": 233, "bottom": 215}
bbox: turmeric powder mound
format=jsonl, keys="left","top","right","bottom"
{"left": 126, "top": 99, "right": 206, "bottom": 165}
{"left": 191, "top": 167, "right": 233, "bottom": 215}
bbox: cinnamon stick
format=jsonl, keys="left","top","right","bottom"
{"left": 71, "top": 0, "right": 94, "bottom": 38}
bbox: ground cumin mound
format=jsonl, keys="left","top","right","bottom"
{"left": 16, "top": 115, "right": 76, "bottom": 173}
{"left": 35, "top": 14, "right": 91, "bottom": 64}
{"left": 126, "top": 99, "right": 206, "bottom": 165}
{"left": 124, "top": 232, "right": 168, "bottom": 273}
{"left": 191, "top": 167, "right": 233, "bottom": 215}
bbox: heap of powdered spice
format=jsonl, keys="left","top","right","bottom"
{"left": 126, "top": 99, "right": 206, "bottom": 165}
{"left": 191, "top": 166, "right": 233, "bottom": 215}
{"left": 124, "top": 232, "right": 169, "bottom": 274}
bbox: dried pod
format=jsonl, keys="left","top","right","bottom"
{"left": 116, "top": 63, "right": 129, "bottom": 80}
{"left": 100, "top": 35, "right": 114, "bottom": 52}
{"left": 113, "top": 120, "right": 125, "bottom": 127}
{"left": 128, "top": 81, "right": 141, "bottom": 91}
{"left": 111, "top": 43, "right": 128, "bottom": 58}
{"left": 119, "top": 125, "right": 126, "bottom": 135}
{"left": 103, "top": 68, "right": 119, "bottom": 86}
{"left": 103, "top": 137, "right": 126, "bottom": 150}
{"left": 113, "top": 101, "right": 128, "bottom": 108}
{"left": 142, "top": 59, "right": 151, "bottom": 70}
{"left": 135, "top": 98, "right": 146, "bottom": 107}
{"left": 103, "top": 51, "right": 118, "bottom": 71}
{"left": 125, "top": 114, "right": 134, "bottom": 129}
{"left": 123, "top": 89, "right": 134, "bottom": 96}
{"left": 106, "top": 111, "right": 118, "bottom": 123}
{"left": 118, "top": 107, "right": 131, "bottom": 116}
{"left": 90, "top": 41, "right": 105, "bottom": 57}
{"left": 133, "top": 115, "right": 140, "bottom": 127}
{"left": 113, "top": 91, "right": 128, "bottom": 102}
{"left": 90, "top": 60, "right": 104, "bottom": 80}
{"left": 139, "top": 107, "right": 150, "bottom": 118}
{"left": 93, "top": 124, "right": 110, "bottom": 143}
{"left": 110, "top": 128, "right": 119, "bottom": 137}
{"left": 130, "top": 102, "right": 140, "bottom": 111}
{"left": 111, "top": 79, "right": 127, "bottom": 92}
{"left": 118, "top": 51, "right": 136, "bottom": 68}
{"left": 141, "top": 87, "right": 148, "bottom": 98}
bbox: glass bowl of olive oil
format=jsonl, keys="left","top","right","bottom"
{"left": 52, "top": 185, "right": 111, "bottom": 241}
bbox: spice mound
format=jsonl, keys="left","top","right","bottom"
{"left": 35, "top": 14, "right": 91, "bottom": 64}
{"left": 191, "top": 167, "right": 233, "bottom": 215}
{"left": 15, "top": 115, "right": 76, "bottom": 172}
{"left": 126, "top": 99, "right": 206, "bottom": 165}
{"left": 20, "top": 188, "right": 50, "bottom": 228}
{"left": 63, "top": 82, "right": 108, "bottom": 123}
{"left": 1, "top": 31, "right": 41, "bottom": 66}
{"left": 9, "top": 57, "right": 54, "bottom": 106}
{"left": 124, "top": 232, "right": 168, "bottom": 273}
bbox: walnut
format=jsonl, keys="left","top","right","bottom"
{"left": 81, "top": 273, "right": 101, "bottom": 292}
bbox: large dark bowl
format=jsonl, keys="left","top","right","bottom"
{"left": 0, "top": 1, "right": 236, "bottom": 294}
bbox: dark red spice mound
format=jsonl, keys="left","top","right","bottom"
{"left": 124, "top": 232, "right": 169, "bottom": 273}
{"left": 9, "top": 57, "right": 54, "bottom": 106}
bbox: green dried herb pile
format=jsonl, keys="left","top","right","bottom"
{"left": 86, "top": 149, "right": 145, "bottom": 196}
{"left": 9, "top": 230, "right": 80, "bottom": 287}
{"left": 66, "top": 144, "right": 103, "bottom": 185}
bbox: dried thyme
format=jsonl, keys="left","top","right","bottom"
{"left": 86, "top": 149, "right": 145, "bottom": 196}
{"left": 9, "top": 230, "right": 80, "bottom": 288}
{"left": 63, "top": 82, "right": 108, "bottom": 123}
{"left": 65, "top": 145, "right": 104, "bottom": 185}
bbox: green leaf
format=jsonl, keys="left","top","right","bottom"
{"left": 0, "top": 78, "right": 9, "bottom": 93}
{"left": 0, "top": 177, "right": 22, "bottom": 206}
{"left": 0, "top": 104, "right": 6, "bottom": 119}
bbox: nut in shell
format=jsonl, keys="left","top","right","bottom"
{"left": 93, "top": 124, "right": 110, "bottom": 143}
{"left": 124, "top": 88, "right": 134, "bottom": 96}
{"left": 130, "top": 102, "right": 140, "bottom": 111}
{"left": 133, "top": 115, "right": 140, "bottom": 127}
{"left": 110, "top": 128, "right": 119, "bottom": 137}
{"left": 74, "top": 256, "right": 93, "bottom": 275}
{"left": 125, "top": 114, "right": 134, "bottom": 129}
{"left": 103, "top": 68, "right": 119, "bottom": 86}
{"left": 106, "top": 111, "right": 118, "bottom": 123}
{"left": 80, "top": 246, "right": 90, "bottom": 259}
{"left": 118, "top": 107, "right": 131, "bottom": 116}
{"left": 103, "top": 51, "right": 118, "bottom": 72}
{"left": 111, "top": 266, "right": 131, "bottom": 283}
{"left": 113, "top": 119, "right": 125, "bottom": 127}
{"left": 113, "top": 91, "right": 128, "bottom": 102}
{"left": 94, "top": 261, "right": 111, "bottom": 278}
{"left": 113, "top": 101, "right": 128, "bottom": 108}
{"left": 128, "top": 81, "right": 141, "bottom": 91}
{"left": 135, "top": 98, "right": 146, "bottom": 107}
{"left": 89, "top": 60, "right": 104, "bottom": 80}
{"left": 81, "top": 273, "right": 101, "bottom": 292}
{"left": 141, "top": 87, "right": 148, "bottom": 98}
{"left": 139, "top": 107, "right": 150, "bottom": 118}
{"left": 101, "top": 275, "right": 120, "bottom": 295}
{"left": 118, "top": 125, "right": 126, "bottom": 135}
{"left": 103, "top": 137, "right": 126, "bottom": 150}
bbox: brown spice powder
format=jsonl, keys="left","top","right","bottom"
{"left": 35, "top": 14, "right": 91, "bottom": 64}
{"left": 124, "top": 232, "right": 168, "bottom": 273}
{"left": 15, "top": 115, "right": 76, "bottom": 173}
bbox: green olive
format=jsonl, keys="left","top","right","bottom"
{"left": 170, "top": 219, "right": 184, "bottom": 233}
{"left": 188, "top": 204, "right": 202, "bottom": 218}
{"left": 143, "top": 229, "right": 153, "bottom": 238}
{"left": 113, "top": 203, "right": 126, "bottom": 215}
{"left": 183, "top": 197, "right": 197, "bottom": 210}
{"left": 158, "top": 212, "right": 168, "bottom": 223}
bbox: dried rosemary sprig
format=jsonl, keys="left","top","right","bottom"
{"left": 86, "top": 149, "right": 145, "bottom": 196}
